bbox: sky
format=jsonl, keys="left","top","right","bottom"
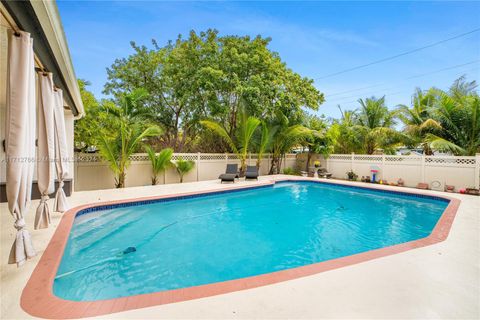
{"left": 57, "top": 1, "right": 480, "bottom": 119}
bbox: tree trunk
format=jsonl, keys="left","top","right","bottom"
{"left": 116, "top": 171, "right": 126, "bottom": 188}
{"left": 305, "top": 151, "right": 312, "bottom": 172}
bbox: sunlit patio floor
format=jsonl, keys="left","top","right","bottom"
{"left": 1, "top": 175, "right": 479, "bottom": 319}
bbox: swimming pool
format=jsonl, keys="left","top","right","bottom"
{"left": 52, "top": 180, "right": 449, "bottom": 302}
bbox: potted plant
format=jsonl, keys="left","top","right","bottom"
{"left": 465, "top": 187, "right": 480, "bottom": 196}
{"left": 346, "top": 170, "right": 358, "bottom": 181}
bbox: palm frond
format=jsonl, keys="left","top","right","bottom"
{"left": 200, "top": 120, "right": 238, "bottom": 153}
{"left": 425, "top": 133, "right": 466, "bottom": 155}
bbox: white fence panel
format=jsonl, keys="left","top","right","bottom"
{"left": 74, "top": 153, "right": 296, "bottom": 191}
{"left": 322, "top": 153, "right": 479, "bottom": 191}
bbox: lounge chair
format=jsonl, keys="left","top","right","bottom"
{"left": 245, "top": 165, "right": 259, "bottom": 180}
{"left": 219, "top": 164, "right": 240, "bottom": 183}
{"left": 219, "top": 164, "right": 239, "bottom": 178}
{"left": 219, "top": 173, "right": 237, "bottom": 183}
{"left": 318, "top": 168, "right": 332, "bottom": 179}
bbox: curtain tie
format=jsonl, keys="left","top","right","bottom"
{"left": 14, "top": 218, "right": 26, "bottom": 231}
{"left": 41, "top": 194, "right": 50, "bottom": 202}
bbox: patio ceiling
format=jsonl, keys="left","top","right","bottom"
{"left": 1, "top": 0, "right": 84, "bottom": 118}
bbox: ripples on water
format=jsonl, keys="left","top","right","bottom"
{"left": 54, "top": 182, "right": 447, "bottom": 301}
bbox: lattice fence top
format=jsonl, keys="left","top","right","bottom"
{"left": 200, "top": 154, "right": 225, "bottom": 161}
{"left": 329, "top": 155, "right": 352, "bottom": 161}
{"left": 171, "top": 154, "right": 198, "bottom": 161}
{"left": 354, "top": 155, "right": 382, "bottom": 161}
{"left": 425, "top": 156, "right": 476, "bottom": 166}
{"left": 327, "top": 153, "right": 477, "bottom": 167}
{"left": 75, "top": 153, "right": 297, "bottom": 163}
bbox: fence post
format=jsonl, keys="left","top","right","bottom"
{"left": 351, "top": 152, "right": 354, "bottom": 171}
{"left": 382, "top": 154, "right": 385, "bottom": 180}
{"left": 196, "top": 153, "right": 200, "bottom": 181}
{"left": 225, "top": 153, "right": 228, "bottom": 164}
{"left": 421, "top": 155, "right": 426, "bottom": 182}
{"left": 475, "top": 153, "right": 480, "bottom": 189}
{"left": 326, "top": 155, "right": 330, "bottom": 172}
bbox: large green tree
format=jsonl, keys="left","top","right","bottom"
{"left": 74, "top": 80, "right": 103, "bottom": 151}
{"left": 104, "top": 29, "right": 324, "bottom": 152}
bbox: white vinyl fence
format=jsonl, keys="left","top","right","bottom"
{"left": 74, "top": 153, "right": 297, "bottom": 191}
{"left": 310, "top": 153, "right": 479, "bottom": 191}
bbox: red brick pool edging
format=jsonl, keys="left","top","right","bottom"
{"left": 21, "top": 179, "right": 461, "bottom": 319}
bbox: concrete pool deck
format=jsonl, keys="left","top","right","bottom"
{"left": 1, "top": 175, "right": 479, "bottom": 319}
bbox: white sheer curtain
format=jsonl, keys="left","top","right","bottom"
{"left": 53, "top": 89, "right": 70, "bottom": 212}
{"left": 34, "top": 72, "right": 55, "bottom": 229}
{"left": 6, "top": 31, "right": 37, "bottom": 266}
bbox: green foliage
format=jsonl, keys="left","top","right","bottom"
{"left": 201, "top": 108, "right": 261, "bottom": 174}
{"left": 175, "top": 158, "right": 195, "bottom": 183}
{"left": 330, "top": 97, "right": 404, "bottom": 155}
{"left": 255, "top": 122, "right": 275, "bottom": 168}
{"left": 98, "top": 124, "right": 161, "bottom": 188}
{"left": 398, "top": 76, "right": 480, "bottom": 155}
{"left": 346, "top": 170, "right": 358, "bottom": 181}
{"left": 104, "top": 30, "right": 324, "bottom": 151}
{"left": 74, "top": 80, "right": 104, "bottom": 151}
{"left": 145, "top": 147, "right": 174, "bottom": 185}
{"left": 269, "top": 115, "right": 312, "bottom": 174}
{"left": 282, "top": 167, "right": 299, "bottom": 175}
{"left": 97, "top": 91, "right": 162, "bottom": 188}
{"left": 302, "top": 115, "right": 334, "bottom": 171}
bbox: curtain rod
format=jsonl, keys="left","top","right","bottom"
{"left": 1, "top": 8, "right": 46, "bottom": 70}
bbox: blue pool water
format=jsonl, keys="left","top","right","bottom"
{"left": 54, "top": 181, "right": 448, "bottom": 301}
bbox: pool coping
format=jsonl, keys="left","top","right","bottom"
{"left": 21, "top": 178, "right": 461, "bottom": 319}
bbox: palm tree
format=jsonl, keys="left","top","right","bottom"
{"left": 98, "top": 124, "right": 161, "bottom": 188}
{"left": 356, "top": 96, "right": 403, "bottom": 154}
{"left": 269, "top": 124, "right": 311, "bottom": 174}
{"left": 175, "top": 158, "right": 195, "bottom": 183}
{"left": 302, "top": 115, "right": 333, "bottom": 171}
{"left": 102, "top": 88, "right": 151, "bottom": 121}
{"left": 145, "top": 147, "right": 174, "bottom": 185}
{"left": 200, "top": 110, "right": 261, "bottom": 176}
{"left": 328, "top": 107, "right": 363, "bottom": 154}
{"left": 255, "top": 122, "right": 275, "bottom": 169}
{"left": 97, "top": 90, "right": 162, "bottom": 188}
{"left": 425, "top": 78, "right": 480, "bottom": 155}
{"left": 397, "top": 88, "right": 441, "bottom": 155}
